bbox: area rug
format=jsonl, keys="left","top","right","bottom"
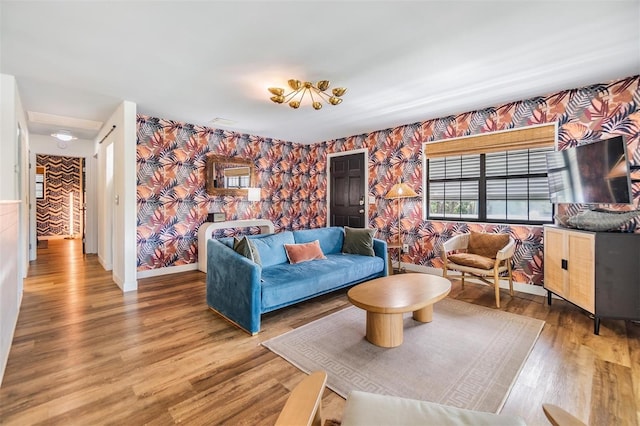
{"left": 262, "top": 298, "right": 544, "bottom": 413}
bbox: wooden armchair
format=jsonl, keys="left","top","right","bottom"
{"left": 442, "top": 232, "right": 516, "bottom": 308}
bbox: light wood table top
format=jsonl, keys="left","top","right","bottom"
{"left": 347, "top": 273, "right": 452, "bottom": 314}
{"left": 347, "top": 273, "right": 452, "bottom": 347}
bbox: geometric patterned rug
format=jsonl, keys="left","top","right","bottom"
{"left": 262, "top": 298, "right": 544, "bottom": 413}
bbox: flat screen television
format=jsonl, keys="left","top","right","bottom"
{"left": 545, "top": 135, "right": 632, "bottom": 204}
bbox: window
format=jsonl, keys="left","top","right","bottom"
{"left": 223, "top": 166, "right": 251, "bottom": 188}
{"left": 426, "top": 147, "right": 554, "bottom": 224}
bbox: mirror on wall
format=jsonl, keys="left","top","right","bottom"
{"left": 205, "top": 154, "right": 255, "bottom": 196}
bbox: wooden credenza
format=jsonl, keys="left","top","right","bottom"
{"left": 544, "top": 225, "right": 640, "bottom": 334}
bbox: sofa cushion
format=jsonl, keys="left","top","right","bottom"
{"left": 293, "top": 227, "right": 344, "bottom": 255}
{"left": 342, "top": 227, "right": 376, "bottom": 256}
{"left": 448, "top": 253, "right": 495, "bottom": 270}
{"left": 248, "top": 231, "right": 295, "bottom": 267}
{"left": 284, "top": 240, "right": 326, "bottom": 264}
{"left": 260, "top": 253, "right": 384, "bottom": 311}
{"left": 233, "top": 237, "right": 262, "bottom": 266}
{"left": 467, "top": 232, "right": 509, "bottom": 258}
{"left": 218, "top": 237, "right": 234, "bottom": 249}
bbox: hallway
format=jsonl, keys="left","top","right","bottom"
{"left": 0, "top": 239, "right": 216, "bottom": 424}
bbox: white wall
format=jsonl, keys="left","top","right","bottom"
{"left": 0, "top": 74, "right": 30, "bottom": 279}
{"left": 97, "top": 137, "right": 113, "bottom": 270}
{"left": 29, "top": 135, "right": 98, "bottom": 258}
{"left": 0, "top": 201, "right": 20, "bottom": 386}
{"left": 0, "top": 73, "right": 29, "bottom": 386}
{"left": 0, "top": 74, "right": 18, "bottom": 200}
{"left": 96, "top": 101, "right": 137, "bottom": 292}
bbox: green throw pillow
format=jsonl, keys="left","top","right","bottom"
{"left": 342, "top": 227, "right": 376, "bottom": 256}
{"left": 233, "top": 236, "right": 262, "bottom": 266}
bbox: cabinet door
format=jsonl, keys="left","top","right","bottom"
{"left": 567, "top": 232, "right": 595, "bottom": 313}
{"left": 544, "top": 227, "right": 567, "bottom": 297}
{"left": 595, "top": 232, "right": 640, "bottom": 319}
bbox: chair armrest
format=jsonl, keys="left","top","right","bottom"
{"left": 275, "top": 371, "right": 328, "bottom": 426}
{"left": 496, "top": 237, "right": 516, "bottom": 261}
{"left": 542, "top": 403, "right": 587, "bottom": 426}
{"left": 442, "top": 234, "right": 469, "bottom": 254}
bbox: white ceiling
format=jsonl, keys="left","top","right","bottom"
{"left": 1, "top": 1, "right": 639, "bottom": 145}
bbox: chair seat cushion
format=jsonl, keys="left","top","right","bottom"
{"left": 467, "top": 232, "right": 509, "bottom": 258}
{"left": 341, "top": 390, "right": 526, "bottom": 426}
{"left": 448, "top": 253, "right": 495, "bottom": 270}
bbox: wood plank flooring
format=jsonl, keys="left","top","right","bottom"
{"left": 0, "top": 238, "right": 638, "bottom": 425}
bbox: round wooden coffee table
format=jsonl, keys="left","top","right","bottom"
{"left": 347, "top": 273, "right": 451, "bottom": 348}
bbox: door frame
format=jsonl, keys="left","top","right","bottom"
{"left": 326, "top": 149, "right": 369, "bottom": 228}
{"left": 29, "top": 147, "right": 98, "bottom": 260}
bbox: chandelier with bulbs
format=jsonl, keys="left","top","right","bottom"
{"left": 268, "top": 79, "right": 347, "bottom": 110}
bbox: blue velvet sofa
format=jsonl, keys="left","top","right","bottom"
{"left": 206, "top": 226, "right": 388, "bottom": 334}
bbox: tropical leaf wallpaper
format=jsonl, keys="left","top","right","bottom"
{"left": 136, "top": 75, "right": 640, "bottom": 285}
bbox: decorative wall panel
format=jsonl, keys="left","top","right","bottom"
{"left": 136, "top": 117, "right": 314, "bottom": 270}
{"left": 35, "top": 155, "right": 82, "bottom": 237}
{"left": 323, "top": 75, "right": 640, "bottom": 285}
{"left": 136, "top": 75, "right": 639, "bottom": 285}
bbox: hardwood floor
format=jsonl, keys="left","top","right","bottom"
{"left": 1, "top": 238, "right": 638, "bottom": 425}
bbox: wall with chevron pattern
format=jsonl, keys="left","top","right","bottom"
{"left": 136, "top": 75, "right": 640, "bottom": 285}
{"left": 36, "top": 155, "right": 83, "bottom": 237}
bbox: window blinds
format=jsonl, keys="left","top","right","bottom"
{"left": 424, "top": 123, "right": 556, "bottom": 158}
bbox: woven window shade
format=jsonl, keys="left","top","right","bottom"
{"left": 223, "top": 166, "right": 251, "bottom": 177}
{"left": 424, "top": 124, "right": 556, "bottom": 158}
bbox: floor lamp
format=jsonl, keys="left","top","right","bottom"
{"left": 385, "top": 181, "right": 418, "bottom": 272}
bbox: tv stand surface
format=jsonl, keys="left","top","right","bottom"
{"left": 543, "top": 225, "right": 640, "bottom": 335}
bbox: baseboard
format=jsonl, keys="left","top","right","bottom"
{"left": 402, "top": 263, "right": 548, "bottom": 298}
{"left": 97, "top": 255, "right": 112, "bottom": 271}
{"left": 137, "top": 263, "right": 199, "bottom": 279}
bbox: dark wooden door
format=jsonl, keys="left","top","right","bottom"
{"left": 330, "top": 153, "right": 366, "bottom": 227}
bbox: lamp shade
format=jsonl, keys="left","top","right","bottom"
{"left": 385, "top": 182, "right": 417, "bottom": 199}
{"left": 247, "top": 187, "right": 261, "bottom": 202}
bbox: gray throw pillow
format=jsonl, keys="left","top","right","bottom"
{"left": 233, "top": 236, "right": 262, "bottom": 266}
{"left": 342, "top": 227, "right": 376, "bottom": 256}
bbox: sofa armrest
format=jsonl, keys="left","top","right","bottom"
{"left": 206, "top": 239, "right": 262, "bottom": 334}
{"left": 373, "top": 238, "right": 389, "bottom": 276}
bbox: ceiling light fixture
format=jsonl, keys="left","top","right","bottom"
{"left": 268, "top": 79, "right": 347, "bottom": 110}
{"left": 51, "top": 130, "right": 77, "bottom": 142}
